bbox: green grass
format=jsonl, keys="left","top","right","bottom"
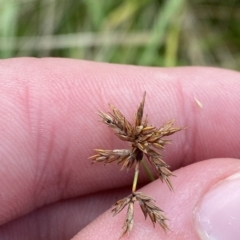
{"left": 0, "top": 0, "right": 239, "bottom": 70}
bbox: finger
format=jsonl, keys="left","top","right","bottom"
{"left": 73, "top": 158, "right": 240, "bottom": 240}
{"left": 3, "top": 159, "right": 239, "bottom": 240}
{"left": 1, "top": 58, "right": 240, "bottom": 224}
{"left": 0, "top": 188, "right": 129, "bottom": 240}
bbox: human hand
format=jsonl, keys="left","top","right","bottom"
{"left": 0, "top": 58, "right": 240, "bottom": 240}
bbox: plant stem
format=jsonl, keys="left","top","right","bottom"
{"left": 142, "top": 159, "right": 155, "bottom": 182}
{"left": 132, "top": 162, "right": 140, "bottom": 192}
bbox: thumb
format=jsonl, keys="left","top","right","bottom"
{"left": 73, "top": 158, "right": 240, "bottom": 240}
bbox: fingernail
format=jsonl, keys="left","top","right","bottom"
{"left": 194, "top": 172, "right": 240, "bottom": 240}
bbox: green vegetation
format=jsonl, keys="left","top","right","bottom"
{"left": 0, "top": 0, "right": 239, "bottom": 69}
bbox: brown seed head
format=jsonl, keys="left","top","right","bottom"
{"left": 111, "top": 192, "right": 169, "bottom": 238}
{"left": 90, "top": 92, "right": 183, "bottom": 190}
{"left": 89, "top": 92, "right": 185, "bottom": 238}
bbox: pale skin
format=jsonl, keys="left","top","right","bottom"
{"left": 0, "top": 58, "right": 240, "bottom": 239}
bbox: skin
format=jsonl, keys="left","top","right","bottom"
{"left": 0, "top": 58, "right": 240, "bottom": 239}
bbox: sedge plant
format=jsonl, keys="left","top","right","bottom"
{"left": 89, "top": 92, "right": 184, "bottom": 238}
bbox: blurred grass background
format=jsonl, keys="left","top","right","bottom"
{"left": 0, "top": 0, "right": 239, "bottom": 70}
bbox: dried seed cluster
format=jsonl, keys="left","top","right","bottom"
{"left": 89, "top": 92, "right": 183, "bottom": 238}
{"left": 112, "top": 192, "right": 169, "bottom": 238}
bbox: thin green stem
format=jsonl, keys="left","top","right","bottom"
{"left": 142, "top": 159, "right": 155, "bottom": 182}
